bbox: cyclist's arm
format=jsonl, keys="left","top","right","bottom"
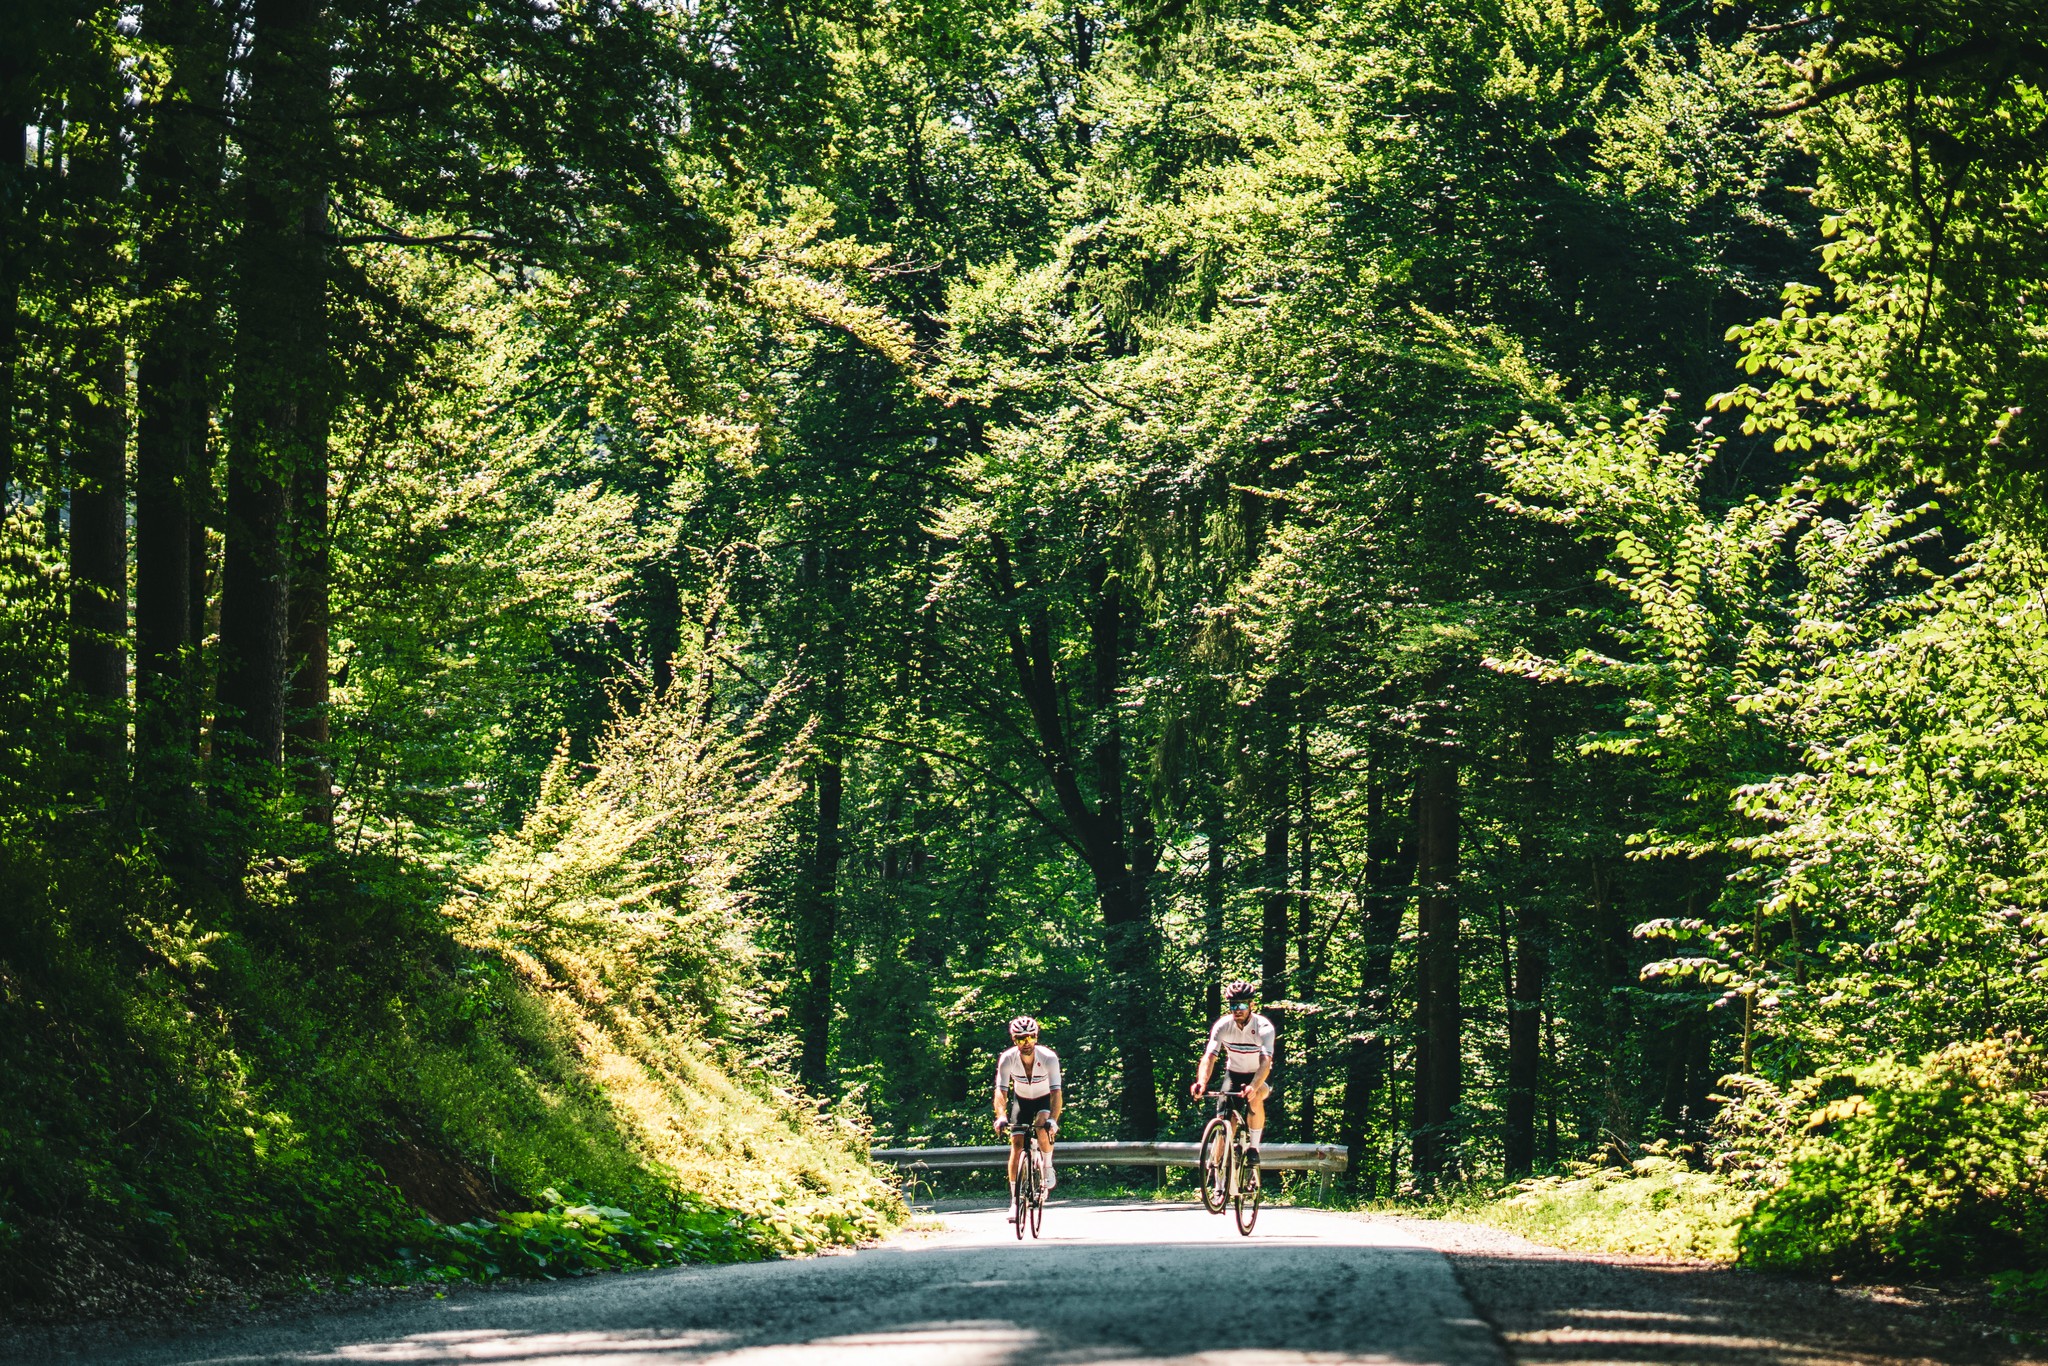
{"left": 1194, "top": 1041, "right": 1220, "bottom": 1092}
{"left": 1252, "top": 1016, "right": 1276, "bottom": 1093}
{"left": 993, "top": 1056, "right": 1011, "bottom": 1128}
{"left": 1046, "top": 1052, "right": 1064, "bottom": 1128}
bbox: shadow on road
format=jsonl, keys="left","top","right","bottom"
{"left": 1443, "top": 1250, "right": 2043, "bottom": 1366}
{"left": 72, "top": 1237, "right": 1498, "bottom": 1365}
{"left": 36, "top": 1209, "right": 2047, "bottom": 1365}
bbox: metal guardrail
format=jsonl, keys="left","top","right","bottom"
{"left": 871, "top": 1141, "right": 1347, "bottom": 1174}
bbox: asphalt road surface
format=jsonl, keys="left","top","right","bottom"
{"left": 52, "top": 1201, "right": 1507, "bottom": 1366}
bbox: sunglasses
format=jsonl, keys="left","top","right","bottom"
{"left": 1230, "top": 1002, "right": 1253, "bottom": 1012}
{"left": 1016, "top": 1034, "right": 1038, "bottom": 1043}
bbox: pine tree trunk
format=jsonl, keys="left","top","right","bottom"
{"left": 215, "top": 0, "right": 328, "bottom": 797}
{"left": 67, "top": 92, "right": 129, "bottom": 769}
{"left": 1261, "top": 810, "right": 1290, "bottom": 1138}
{"left": 134, "top": 0, "right": 228, "bottom": 806}
{"left": 68, "top": 349, "right": 128, "bottom": 759}
{"left": 795, "top": 547, "right": 846, "bottom": 1095}
{"left": 1203, "top": 797, "right": 1225, "bottom": 1024}
{"left": 285, "top": 387, "right": 331, "bottom": 824}
{"left": 1341, "top": 747, "right": 1402, "bottom": 1194}
{"left": 796, "top": 734, "right": 843, "bottom": 1093}
{"left": 1295, "top": 718, "right": 1317, "bottom": 1140}
{"left": 0, "top": 89, "right": 22, "bottom": 504}
{"left": 1504, "top": 898, "right": 1546, "bottom": 1177}
{"left": 1411, "top": 755, "right": 1461, "bottom": 1184}
{"left": 1088, "top": 564, "right": 1158, "bottom": 1141}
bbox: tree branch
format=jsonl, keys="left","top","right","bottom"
{"left": 1764, "top": 35, "right": 2024, "bottom": 117}
{"left": 849, "top": 727, "right": 1085, "bottom": 857}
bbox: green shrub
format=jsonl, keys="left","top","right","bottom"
{"left": 1452, "top": 1148, "right": 1757, "bottom": 1261}
{"left": 1736, "top": 1036, "right": 2048, "bottom": 1272}
{"left": 395, "top": 1189, "right": 772, "bottom": 1283}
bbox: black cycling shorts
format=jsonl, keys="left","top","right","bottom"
{"left": 1223, "top": 1068, "right": 1263, "bottom": 1096}
{"left": 1008, "top": 1093, "right": 1055, "bottom": 1130}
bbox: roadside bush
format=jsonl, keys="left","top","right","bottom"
{"left": 1457, "top": 1147, "right": 1756, "bottom": 1261}
{"left": 396, "top": 1189, "right": 772, "bottom": 1283}
{"left": 1734, "top": 1036, "right": 2048, "bottom": 1272}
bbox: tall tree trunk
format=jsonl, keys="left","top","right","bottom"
{"left": 1295, "top": 717, "right": 1317, "bottom": 1140}
{"left": 1088, "top": 561, "right": 1158, "bottom": 1141}
{"left": 134, "top": 0, "right": 228, "bottom": 808}
{"left": 1341, "top": 742, "right": 1403, "bottom": 1194}
{"left": 795, "top": 723, "right": 843, "bottom": 1094}
{"left": 1589, "top": 859, "right": 1633, "bottom": 1151}
{"left": 795, "top": 547, "right": 846, "bottom": 1095}
{"left": 1411, "top": 755, "right": 1461, "bottom": 1185}
{"left": 285, "top": 384, "right": 331, "bottom": 824}
{"left": 1261, "top": 810, "right": 1290, "bottom": 1138}
{"left": 1504, "top": 888, "right": 1547, "bottom": 1177}
{"left": 67, "top": 80, "right": 129, "bottom": 769}
{"left": 1505, "top": 728, "right": 1554, "bottom": 1179}
{"left": 989, "top": 532, "right": 1159, "bottom": 1138}
{"left": 1203, "top": 795, "right": 1225, "bottom": 1024}
{"left": 0, "top": 67, "right": 24, "bottom": 505}
{"left": 68, "top": 350, "right": 128, "bottom": 762}
{"left": 215, "top": 0, "right": 328, "bottom": 803}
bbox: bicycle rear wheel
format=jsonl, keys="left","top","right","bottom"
{"left": 1233, "top": 1162, "right": 1261, "bottom": 1235}
{"left": 1029, "top": 1180, "right": 1044, "bottom": 1238}
{"left": 1198, "top": 1116, "right": 1232, "bottom": 1214}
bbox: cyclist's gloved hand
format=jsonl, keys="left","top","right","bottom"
{"left": 994, "top": 1118, "right": 1010, "bottom": 1136}
{"left": 1188, "top": 1080, "right": 1205, "bottom": 1098}
{"left": 1041, "top": 1118, "right": 1058, "bottom": 1136}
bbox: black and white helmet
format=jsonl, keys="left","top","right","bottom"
{"left": 1008, "top": 1015, "right": 1041, "bottom": 1039}
{"left": 1224, "top": 980, "right": 1255, "bottom": 1006}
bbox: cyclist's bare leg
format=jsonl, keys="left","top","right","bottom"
{"left": 1007, "top": 1131, "right": 1029, "bottom": 1183}
{"left": 1034, "top": 1116, "right": 1057, "bottom": 1188}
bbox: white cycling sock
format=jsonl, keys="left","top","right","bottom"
{"left": 1041, "top": 1152, "right": 1057, "bottom": 1187}
{"left": 1248, "top": 1128, "right": 1263, "bottom": 1149}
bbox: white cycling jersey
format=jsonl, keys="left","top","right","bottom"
{"left": 1204, "top": 1012, "right": 1276, "bottom": 1076}
{"left": 994, "top": 1045, "right": 1062, "bottom": 1100}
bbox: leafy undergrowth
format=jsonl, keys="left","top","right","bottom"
{"left": 395, "top": 1189, "right": 772, "bottom": 1283}
{"left": 1418, "top": 1151, "right": 1757, "bottom": 1262}
{"left": 1730, "top": 1037, "right": 2048, "bottom": 1277}
{"left": 1404, "top": 1036, "right": 2048, "bottom": 1286}
{"left": 0, "top": 610, "right": 900, "bottom": 1323}
{"left": 0, "top": 825, "right": 899, "bottom": 1320}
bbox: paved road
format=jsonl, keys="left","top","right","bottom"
{"left": 54, "top": 1201, "right": 1507, "bottom": 1365}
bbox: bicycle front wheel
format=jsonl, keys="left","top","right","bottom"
{"left": 1198, "top": 1117, "right": 1232, "bottom": 1214}
{"left": 1029, "top": 1182, "right": 1044, "bottom": 1238}
{"left": 1013, "top": 1163, "right": 1031, "bottom": 1239}
{"left": 1234, "top": 1164, "right": 1261, "bottom": 1236}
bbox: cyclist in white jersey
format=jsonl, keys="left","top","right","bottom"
{"left": 1188, "top": 980, "right": 1275, "bottom": 1166}
{"left": 993, "top": 1014, "right": 1062, "bottom": 1213}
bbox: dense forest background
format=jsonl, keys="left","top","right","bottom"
{"left": 5, "top": 0, "right": 2048, "bottom": 1309}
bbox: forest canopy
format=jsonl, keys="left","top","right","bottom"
{"left": 4, "top": 0, "right": 2048, "bottom": 1305}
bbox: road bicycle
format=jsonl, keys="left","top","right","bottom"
{"left": 1198, "top": 1087, "right": 1262, "bottom": 1235}
{"left": 1000, "top": 1117, "right": 1049, "bottom": 1239}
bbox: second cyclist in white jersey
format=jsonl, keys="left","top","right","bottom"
{"left": 1188, "top": 980, "right": 1275, "bottom": 1167}
{"left": 993, "top": 1015, "right": 1062, "bottom": 1214}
